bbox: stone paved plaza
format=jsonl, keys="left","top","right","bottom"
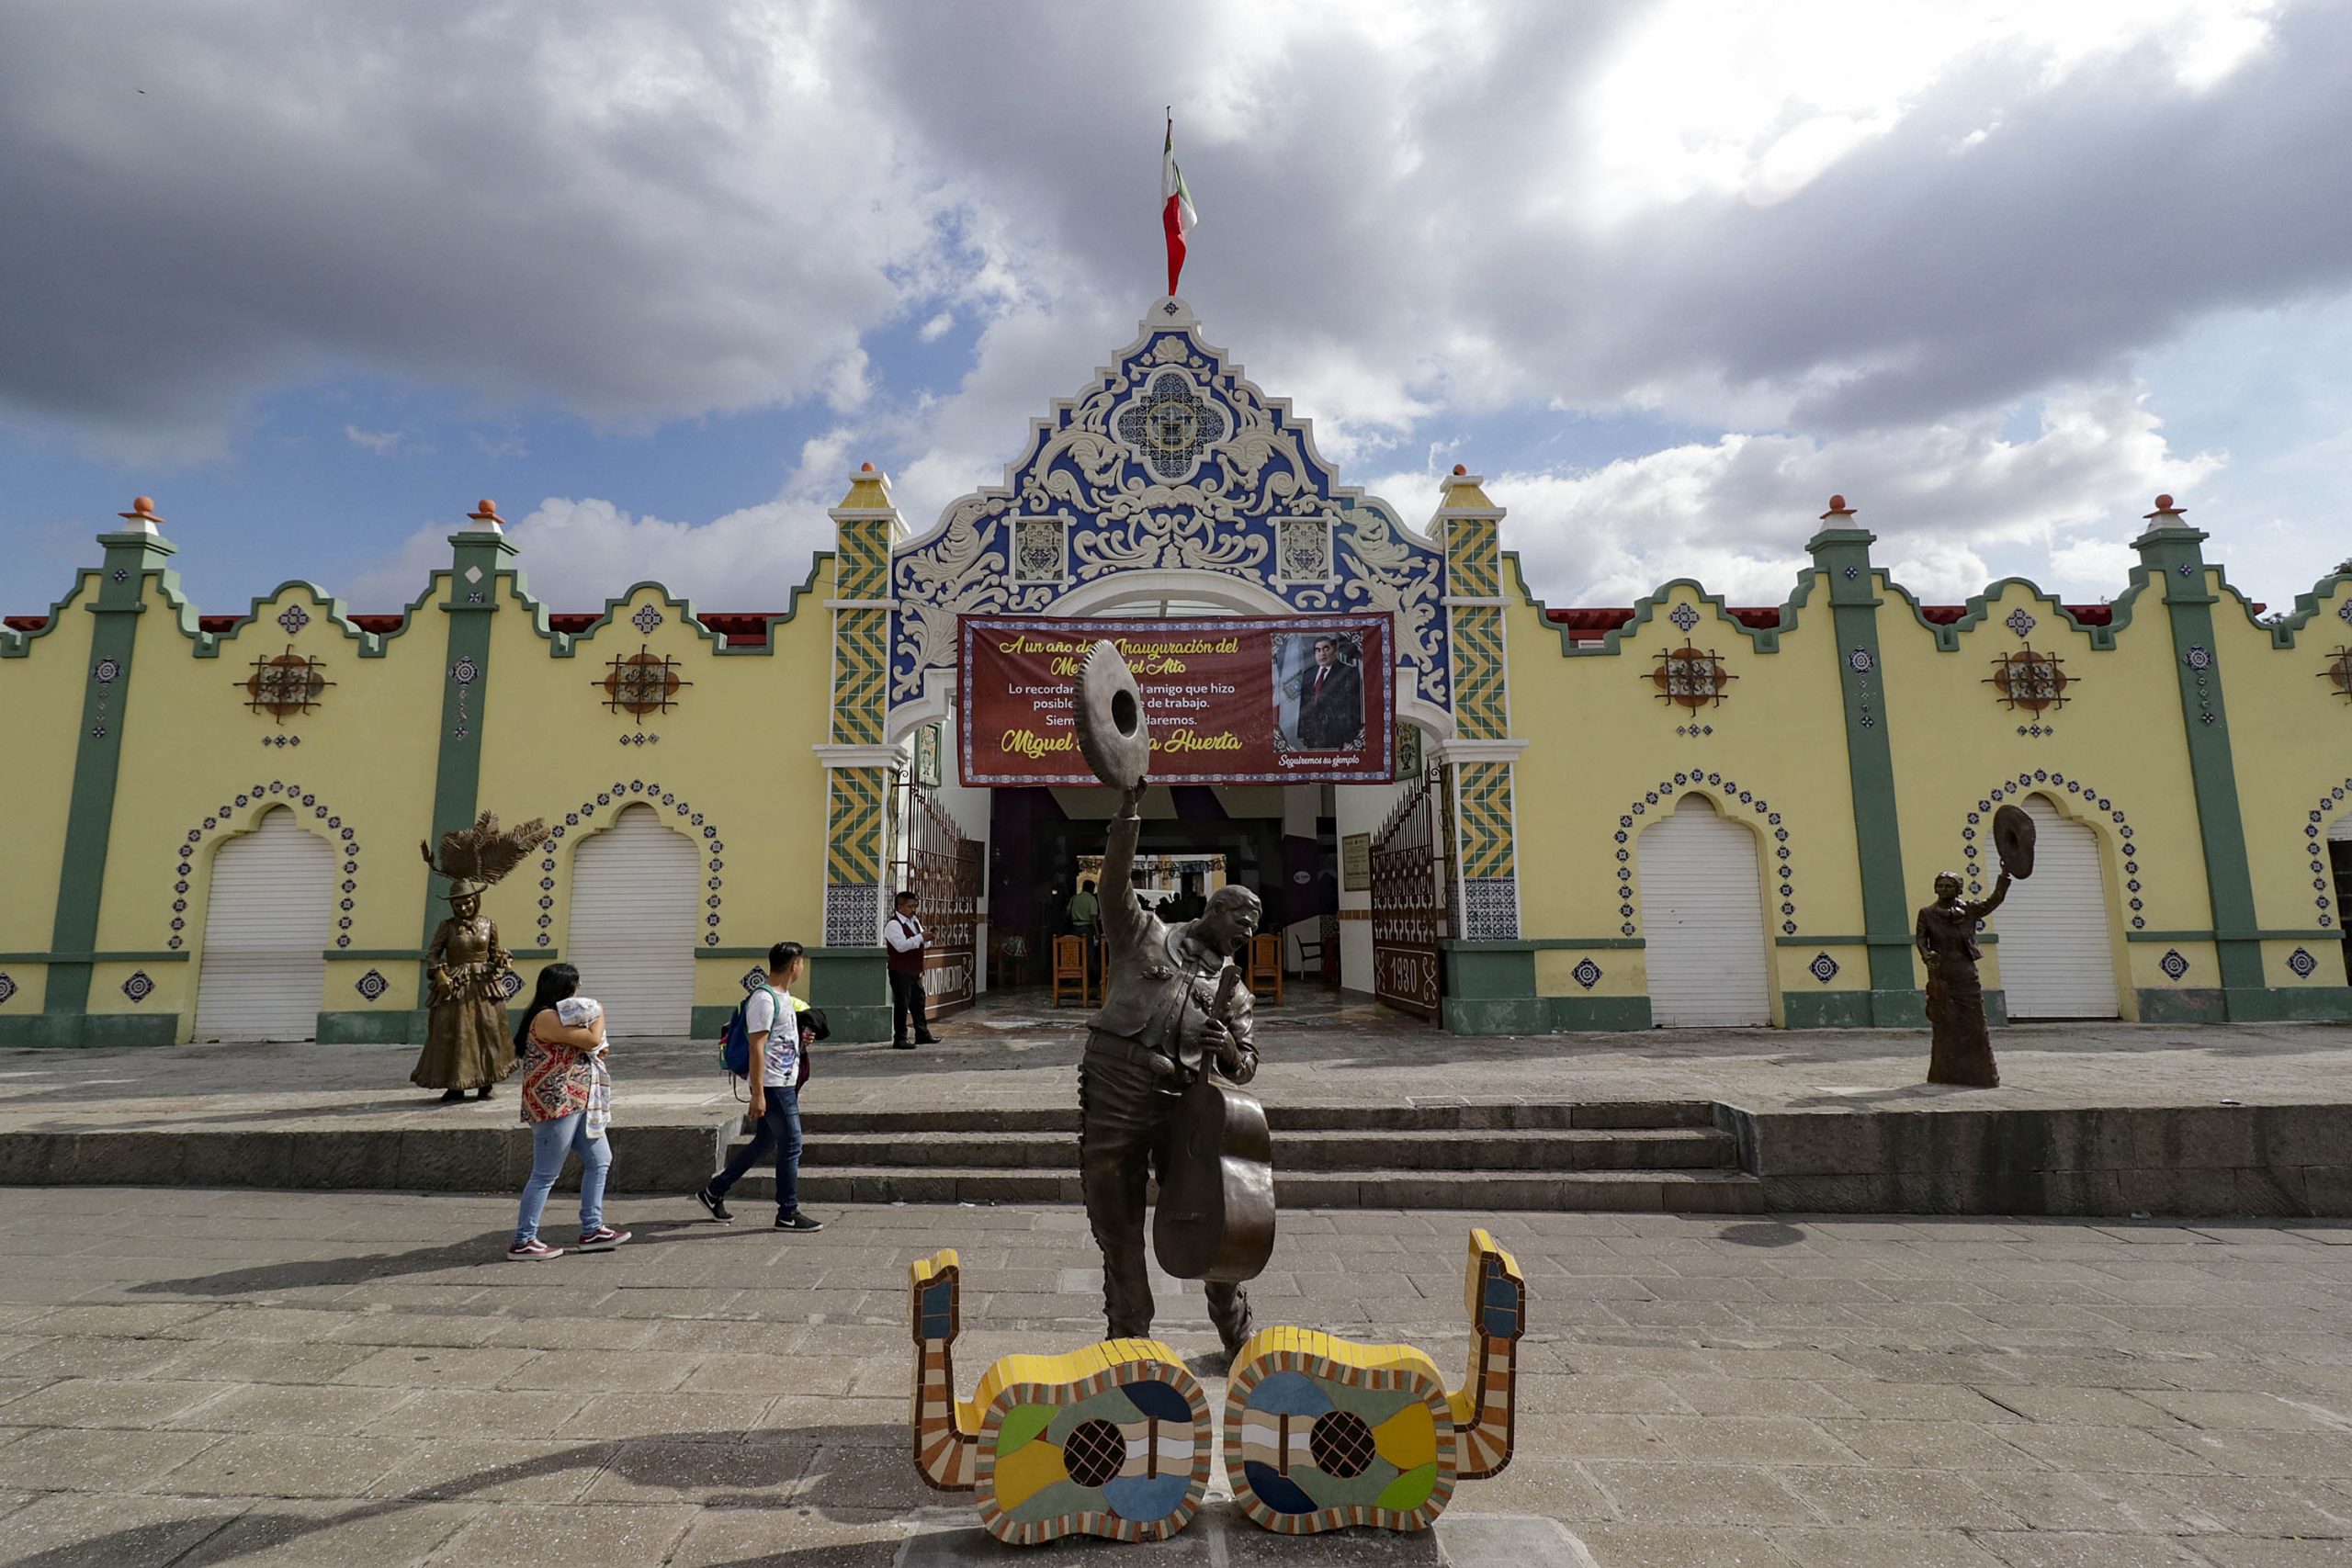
{"left": 0, "top": 1185, "right": 2348, "bottom": 1564}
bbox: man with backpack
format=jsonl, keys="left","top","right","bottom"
{"left": 695, "top": 941, "right": 823, "bottom": 1232}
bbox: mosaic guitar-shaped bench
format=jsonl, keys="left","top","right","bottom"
{"left": 908, "top": 1250, "right": 1214, "bottom": 1545}
{"left": 905, "top": 1229, "right": 1523, "bottom": 1543}
{"left": 1223, "top": 1227, "right": 1526, "bottom": 1533}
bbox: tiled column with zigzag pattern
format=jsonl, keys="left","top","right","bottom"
{"left": 1436, "top": 472, "right": 1523, "bottom": 942}
{"left": 821, "top": 468, "right": 903, "bottom": 947}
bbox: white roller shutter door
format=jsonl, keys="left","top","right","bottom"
{"left": 193, "top": 807, "right": 333, "bottom": 1042}
{"left": 567, "top": 805, "right": 697, "bottom": 1037}
{"left": 1639, "top": 794, "right": 1772, "bottom": 1027}
{"left": 1991, "top": 795, "right": 2118, "bottom": 1020}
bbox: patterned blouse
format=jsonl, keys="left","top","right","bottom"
{"left": 518, "top": 1017, "right": 596, "bottom": 1124}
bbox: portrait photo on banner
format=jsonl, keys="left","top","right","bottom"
{"left": 1275, "top": 629, "right": 1365, "bottom": 752}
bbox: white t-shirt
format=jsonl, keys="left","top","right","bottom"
{"left": 745, "top": 986, "right": 798, "bottom": 1090}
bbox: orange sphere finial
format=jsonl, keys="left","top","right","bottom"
{"left": 119, "top": 495, "right": 164, "bottom": 524}
{"left": 1452, "top": 463, "right": 1467, "bottom": 476}
{"left": 860, "top": 461, "right": 876, "bottom": 473}
{"left": 2154, "top": 493, "right": 2175, "bottom": 511}
{"left": 468, "top": 499, "right": 503, "bottom": 525}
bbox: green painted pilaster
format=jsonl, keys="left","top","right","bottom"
{"left": 42, "top": 518, "right": 180, "bottom": 1041}
{"left": 1806, "top": 508, "right": 1919, "bottom": 1024}
{"left": 417, "top": 517, "right": 519, "bottom": 1002}
{"left": 2132, "top": 504, "right": 2265, "bottom": 1013}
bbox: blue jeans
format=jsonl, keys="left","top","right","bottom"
{"left": 708, "top": 1084, "right": 803, "bottom": 1217}
{"left": 514, "top": 1112, "right": 610, "bottom": 1245}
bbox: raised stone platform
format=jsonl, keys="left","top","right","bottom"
{"left": 2, "top": 991, "right": 2346, "bottom": 1215}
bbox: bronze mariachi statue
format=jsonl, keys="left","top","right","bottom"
{"left": 1072, "top": 642, "right": 1276, "bottom": 1359}
{"left": 412, "top": 811, "right": 546, "bottom": 1103}
{"left": 1916, "top": 804, "right": 2036, "bottom": 1088}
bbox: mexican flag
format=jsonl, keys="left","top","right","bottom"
{"left": 1162, "top": 114, "right": 1196, "bottom": 298}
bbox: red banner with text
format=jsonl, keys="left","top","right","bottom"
{"left": 957, "top": 614, "right": 1395, "bottom": 786}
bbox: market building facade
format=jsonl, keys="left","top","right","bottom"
{"left": 5, "top": 299, "right": 2349, "bottom": 1046}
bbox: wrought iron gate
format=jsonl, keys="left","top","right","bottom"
{"left": 1371, "top": 769, "right": 1447, "bottom": 1020}
{"left": 894, "top": 784, "right": 982, "bottom": 1017}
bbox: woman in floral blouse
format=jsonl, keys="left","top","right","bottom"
{"left": 507, "top": 963, "right": 630, "bottom": 1261}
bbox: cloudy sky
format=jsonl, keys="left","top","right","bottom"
{"left": 4, "top": 0, "right": 2348, "bottom": 617}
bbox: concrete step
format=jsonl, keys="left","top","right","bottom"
{"left": 726, "top": 1165, "right": 1765, "bottom": 1213}
{"left": 793, "top": 1099, "right": 1718, "bottom": 1137}
{"left": 790, "top": 1126, "right": 1738, "bottom": 1173}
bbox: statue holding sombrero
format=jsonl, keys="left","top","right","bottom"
{"left": 1915, "top": 804, "right": 2035, "bottom": 1088}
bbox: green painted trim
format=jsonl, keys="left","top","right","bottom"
{"left": 814, "top": 1002, "right": 893, "bottom": 1043}
{"left": 2135, "top": 987, "right": 2230, "bottom": 1024}
{"left": 2218, "top": 986, "right": 2352, "bottom": 1021}
{"left": 0, "top": 571, "right": 96, "bottom": 657}
{"left": 2215, "top": 562, "right": 2351, "bottom": 645}
{"left": 1439, "top": 937, "right": 1645, "bottom": 951}
{"left": 1780, "top": 933, "right": 1993, "bottom": 947}
{"left": 698, "top": 945, "right": 885, "bottom": 960}
{"left": 1881, "top": 567, "right": 2160, "bottom": 651}
{"left": 513, "top": 555, "right": 831, "bottom": 658}
{"left": 1444, "top": 946, "right": 1536, "bottom": 1002}
{"left": 329, "top": 949, "right": 451, "bottom": 962}
{"left": 0, "top": 951, "right": 188, "bottom": 964}
{"left": 417, "top": 535, "right": 517, "bottom": 1003}
{"left": 168, "top": 581, "right": 391, "bottom": 658}
{"left": 1783, "top": 991, "right": 1874, "bottom": 1029}
{"left": 1544, "top": 995, "right": 1652, "bottom": 1032}
{"left": 0, "top": 1012, "right": 179, "bottom": 1048}
{"left": 2126, "top": 930, "right": 2340, "bottom": 942}
{"left": 316, "top": 1010, "right": 427, "bottom": 1044}
{"left": 45, "top": 531, "right": 179, "bottom": 1018}
{"left": 1443, "top": 996, "right": 1552, "bottom": 1034}
{"left": 1809, "top": 526, "right": 1915, "bottom": 1001}
{"left": 2136, "top": 524, "right": 2265, "bottom": 1006}
{"left": 1503, "top": 553, "right": 1820, "bottom": 659}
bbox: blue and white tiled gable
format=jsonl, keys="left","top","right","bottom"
{"left": 888, "top": 299, "right": 1452, "bottom": 723}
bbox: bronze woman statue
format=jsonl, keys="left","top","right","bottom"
{"left": 412, "top": 880, "right": 516, "bottom": 1102}
{"left": 413, "top": 812, "right": 545, "bottom": 1104}
{"left": 1916, "top": 869, "right": 2011, "bottom": 1088}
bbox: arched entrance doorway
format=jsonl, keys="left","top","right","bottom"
{"left": 1995, "top": 795, "right": 2120, "bottom": 1020}
{"left": 568, "top": 804, "right": 697, "bottom": 1036}
{"left": 1638, "top": 793, "right": 1771, "bottom": 1027}
{"left": 193, "top": 807, "right": 333, "bottom": 1042}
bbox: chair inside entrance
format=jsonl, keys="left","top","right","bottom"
{"left": 1245, "top": 932, "right": 1283, "bottom": 1005}
{"left": 1052, "top": 934, "right": 1092, "bottom": 1008}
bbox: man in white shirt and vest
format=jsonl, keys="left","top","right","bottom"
{"left": 884, "top": 890, "right": 938, "bottom": 1050}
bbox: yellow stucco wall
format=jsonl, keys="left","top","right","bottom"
{"left": 1873, "top": 576, "right": 2206, "bottom": 1017}
{"left": 2211, "top": 570, "right": 2352, "bottom": 990}
{"left": 473, "top": 569, "right": 837, "bottom": 1020}
{"left": 0, "top": 574, "right": 101, "bottom": 1013}
{"left": 1505, "top": 570, "right": 1863, "bottom": 1017}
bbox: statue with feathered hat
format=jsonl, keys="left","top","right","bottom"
{"left": 411, "top": 811, "right": 546, "bottom": 1102}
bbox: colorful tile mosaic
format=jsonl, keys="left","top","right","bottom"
{"left": 121, "top": 970, "right": 154, "bottom": 1003}
{"left": 1809, "top": 953, "right": 1839, "bottom": 984}
{"left": 171, "top": 784, "right": 362, "bottom": 951}
{"left": 353, "top": 969, "right": 390, "bottom": 1002}
{"left": 2159, "top": 948, "right": 2191, "bottom": 982}
{"left": 1224, "top": 1228, "right": 1524, "bottom": 1534}
{"left": 907, "top": 1251, "right": 1212, "bottom": 1545}
{"left": 2288, "top": 946, "right": 2321, "bottom": 979}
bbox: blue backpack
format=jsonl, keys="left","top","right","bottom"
{"left": 719, "top": 986, "right": 778, "bottom": 1078}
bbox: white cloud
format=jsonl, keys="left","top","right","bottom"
{"left": 918, "top": 311, "right": 956, "bottom": 343}
{"left": 346, "top": 494, "right": 831, "bottom": 612}
{"left": 343, "top": 424, "right": 406, "bottom": 455}
{"left": 1367, "top": 384, "right": 2221, "bottom": 607}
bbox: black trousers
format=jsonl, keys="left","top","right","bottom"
{"left": 1078, "top": 1049, "right": 1253, "bottom": 1354}
{"left": 889, "top": 969, "right": 932, "bottom": 1043}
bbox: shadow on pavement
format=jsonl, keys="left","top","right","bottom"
{"left": 125, "top": 1218, "right": 716, "bottom": 1298}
